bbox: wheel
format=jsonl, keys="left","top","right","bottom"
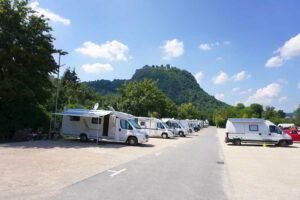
{"left": 162, "top": 133, "right": 168, "bottom": 139}
{"left": 179, "top": 131, "right": 184, "bottom": 137}
{"left": 278, "top": 140, "right": 287, "bottom": 147}
{"left": 233, "top": 139, "right": 241, "bottom": 146}
{"left": 127, "top": 137, "right": 138, "bottom": 145}
{"left": 79, "top": 134, "right": 88, "bottom": 142}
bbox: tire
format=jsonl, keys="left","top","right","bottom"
{"left": 162, "top": 133, "right": 168, "bottom": 139}
{"left": 127, "top": 136, "right": 138, "bottom": 146}
{"left": 278, "top": 140, "right": 288, "bottom": 147}
{"left": 179, "top": 131, "right": 184, "bottom": 137}
{"left": 233, "top": 139, "right": 241, "bottom": 146}
{"left": 79, "top": 133, "right": 88, "bottom": 142}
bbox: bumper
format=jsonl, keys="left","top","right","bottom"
{"left": 225, "top": 137, "right": 233, "bottom": 143}
{"left": 137, "top": 135, "right": 148, "bottom": 143}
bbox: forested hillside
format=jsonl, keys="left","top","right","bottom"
{"left": 85, "top": 65, "right": 229, "bottom": 112}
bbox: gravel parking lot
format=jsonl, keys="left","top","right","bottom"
{"left": 0, "top": 135, "right": 194, "bottom": 200}
{"left": 217, "top": 128, "right": 300, "bottom": 200}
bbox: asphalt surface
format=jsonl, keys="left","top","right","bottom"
{"left": 53, "top": 127, "right": 228, "bottom": 200}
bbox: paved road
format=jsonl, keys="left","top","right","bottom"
{"left": 53, "top": 127, "right": 228, "bottom": 200}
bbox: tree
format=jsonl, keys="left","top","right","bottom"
{"left": 177, "top": 103, "right": 201, "bottom": 119}
{"left": 118, "top": 79, "right": 174, "bottom": 117}
{"left": 249, "top": 104, "right": 263, "bottom": 118}
{"left": 0, "top": 0, "right": 60, "bottom": 137}
{"left": 277, "top": 110, "right": 286, "bottom": 118}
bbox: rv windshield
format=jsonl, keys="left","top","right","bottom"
{"left": 162, "top": 122, "right": 169, "bottom": 129}
{"left": 128, "top": 119, "right": 141, "bottom": 129}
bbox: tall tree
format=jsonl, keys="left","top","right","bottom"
{"left": 0, "top": 0, "right": 60, "bottom": 137}
{"left": 119, "top": 79, "right": 174, "bottom": 117}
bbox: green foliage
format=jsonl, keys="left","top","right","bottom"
{"left": 177, "top": 103, "right": 202, "bottom": 119}
{"left": 118, "top": 79, "right": 176, "bottom": 117}
{"left": 293, "top": 107, "right": 300, "bottom": 126}
{"left": 0, "top": 0, "right": 58, "bottom": 137}
{"left": 213, "top": 103, "right": 294, "bottom": 127}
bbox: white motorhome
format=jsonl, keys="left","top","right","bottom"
{"left": 203, "top": 120, "right": 209, "bottom": 128}
{"left": 225, "top": 118, "right": 293, "bottom": 146}
{"left": 136, "top": 117, "right": 174, "bottom": 139}
{"left": 179, "top": 120, "right": 193, "bottom": 133}
{"left": 162, "top": 118, "right": 189, "bottom": 137}
{"left": 56, "top": 109, "right": 148, "bottom": 145}
{"left": 278, "top": 123, "right": 295, "bottom": 129}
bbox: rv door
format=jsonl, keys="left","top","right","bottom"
{"left": 117, "top": 118, "right": 134, "bottom": 142}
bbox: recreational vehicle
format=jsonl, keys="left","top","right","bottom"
{"left": 136, "top": 117, "right": 174, "bottom": 138}
{"left": 225, "top": 118, "right": 293, "bottom": 146}
{"left": 179, "top": 120, "right": 193, "bottom": 133}
{"left": 56, "top": 109, "right": 148, "bottom": 145}
{"left": 162, "top": 118, "right": 189, "bottom": 137}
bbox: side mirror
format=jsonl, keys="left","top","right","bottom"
{"left": 128, "top": 125, "right": 133, "bottom": 130}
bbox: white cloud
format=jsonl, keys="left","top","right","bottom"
{"left": 278, "top": 79, "right": 288, "bottom": 85}
{"left": 82, "top": 63, "right": 113, "bottom": 73}
{"left": 232, "top": 71, "right": 251, "bottom": 82}
{"left": 245, "top": 83, "right": 281, "bottom": 105}
{"left": 212, "top": 71, "right": 229, "bottom": 85}
{"left": 239, "top": 88, "right": 253, "bottom": 95}
{"left": 215, "top": 93, "right": 225, "bottom": 101}
{"left": 278, "top": 96, "right": 288, "bottom": 103}
{"left": 232, "top": 87, "right": 240, "bottom": 92}
{"left": 198, "top": 44, "right": 212, "bottom": 51}
{"left": 265, "top": 33, "right": 300, "bottom": 68}
{"left": 161, "top": 39, "right": 184, "bottom": 60}
{"left": 76, "top": 41, "right": 130, "bottom": 61}
{"left": 29, "top": 1, "right": 71, "bottom": 25}
{"left": 198, "top": 41, "right": 231, "bottom": 51}
{"left": 194, "top": 72, "right": 204, "bottom": 84}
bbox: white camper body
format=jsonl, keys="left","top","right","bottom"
{"left": 136, "top": 117, "right": 174, "bottom": 138}
{"left": 278, "top": 123, "right": 295, "bottom": 129}
{"left": 225, "top": 118, "right": 293, "bottom": 146}
{"left": 162, "top": 118, "right": 189, "bottom": 137}
{"left": 179, "top": 120, "right": 193, "bottom": 133}
{"left": 58, "top": 109, "right": 148, "bottom": 145}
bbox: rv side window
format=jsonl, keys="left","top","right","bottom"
{"left": 70, "top": 116, "right": 80, "bottom": 121}
{"left": 249, "top": 125, "right": 259, "bottom": 131}
{"left": 120, "top": 119, "right": 132, "bottom": 130}
{"left": 91, "top": 118, "right": 101, "bottom": 124}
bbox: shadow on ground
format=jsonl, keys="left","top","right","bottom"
{"left": 0, "top": 139, "right": 156, "bottom": 149}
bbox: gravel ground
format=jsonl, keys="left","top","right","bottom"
{"left": 0, "top": 135, "right": 195, "bottom": 200}
{"left": 217, "top": 128, "right": 300, "bottom": 200}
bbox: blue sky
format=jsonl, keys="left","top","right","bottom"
{"left": 30, "top": 0, "right": 300, "bottom": 112}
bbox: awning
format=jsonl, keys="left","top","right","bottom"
{"left": 52, "top": 109, "right": 112, "bottom": 118}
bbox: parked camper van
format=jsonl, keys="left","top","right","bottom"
{"left": 137, "top": 117, "right": 174, "bottom": 138}
{"left": 162, "top": 118, "right": 189, "bottom": 137}
{"left": 57, "top": 109, "right": 148, "bottom": 145}
{"left": 225, "top": 118, "right": 293, "bottom": 147}
{"left": 179, "top": 120, "right": 193, "bottom": 133}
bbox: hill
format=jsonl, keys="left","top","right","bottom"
{"left": 85, "top": 65, "right": 229, "bottom": 112}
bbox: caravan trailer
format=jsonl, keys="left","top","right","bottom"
{"left": 57, "top": 109, "right": 148, "bottom": 145}
{"left": 136, "top": 117, "right": 174, "bottom": 138}
{"left": 162, "top": 118, "right": 189, "bottom": 137}
{"left": 225, "top": 118, "right": 293, "bottom": 146}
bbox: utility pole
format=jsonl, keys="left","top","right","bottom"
{"left": 52, "top": 50, "right": 67, "bottom": 138}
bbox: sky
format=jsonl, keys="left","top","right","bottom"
{"left": 29, "top": 0, "right": 300, "bottom": 112}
